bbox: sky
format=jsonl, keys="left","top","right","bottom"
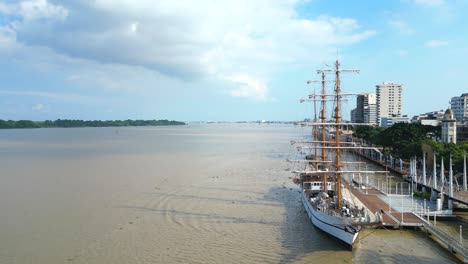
{"left": 0, "top": 0, "right": 467, "bottom": 122}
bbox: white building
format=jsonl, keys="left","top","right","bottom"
{"left": 381, "top": 116, "right": 410, "bottom": 128}
{"left": 441, "top": 108, "right": 457, "bottom": 143}
{"left": 411, "top": 110, "right": 444, "bottom": 126}
{"left": 363, "top": 93, "right": 377, "bottom": 125}
{"left": 376, "top": 82, "right": 402, "bottom": 126}
{"left": 420, "top": 119, "right": 440, "bottom": 126}
{"left": 450, "top": 93, "right": 468, "bottom": 121}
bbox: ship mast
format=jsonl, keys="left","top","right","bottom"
{"left": 332, "top": 60, "right": 359, "bottom": 208}
{"left": 334, "top": 60, "right": 343, "bottom": 208}
{"left": 320, "top": 71, "right": 328, "bottom": 192}
{"left": 305, "top": 60, "right": 359, "bottom": 207}
{"left": 306, "top": 81, "right": 321, "bottom": 173}
{"left": 313, "top": 87, "right": 319, "bottom": 171}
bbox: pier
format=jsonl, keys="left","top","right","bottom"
{"left": 345, "top": 181, "right": 424, "bottom": 228}
{"left": 351, "top": 145, "right": 468, "bottom": 207}
{"left": 346, "top": 181, "right": 468, "bottom": 261}
{"left": 346, "top": 148, "right": 468, "bottom": 262}
{"left": 424, "top": 223, "right": 468, "bottom": 261}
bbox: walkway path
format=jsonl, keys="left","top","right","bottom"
{"left": 344, "top": 182, "right": 424, "bottom": 227}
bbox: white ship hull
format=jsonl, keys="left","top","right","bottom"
{"left": 301, "top": 191, "right": 359, "bottom": 248}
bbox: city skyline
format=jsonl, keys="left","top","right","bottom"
{"left": 0, "top": 0, "right": 467, "bottom": 121}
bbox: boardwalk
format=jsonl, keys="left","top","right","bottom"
{"left": 345, "top": 148, "right": 468, "bottom": 261}
{"left": 344, "top": 182, "right": 424, "bottom": 227}
{"left": 345, "top": 181, "right": 468, "bottom": 261}
{"left": 353, "top": 148, "right": 468, "bottom": 207}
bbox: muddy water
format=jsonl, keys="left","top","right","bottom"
{"left": 0, "top": 124, "right": 458, "bottom": 263}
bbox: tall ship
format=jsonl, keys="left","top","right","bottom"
{"left": 289, "top": 60, "right": 382, "bottom": 248}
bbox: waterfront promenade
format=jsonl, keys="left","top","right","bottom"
{"left": 346, "top": 149, "right": 468, "bottom": 262}
{"left": 344, "top": 181, "right": 424, "bottom": 228}
{"left": 345, "top": 180, "right": 468, "bottom": 262}
{"left": 351, "top": 146, "right": 468, "bottom": 207}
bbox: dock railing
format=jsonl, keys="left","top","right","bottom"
{"left": 413, "top": 212, "right": 468, "bottom": 261}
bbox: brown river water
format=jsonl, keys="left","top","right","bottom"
{"left": 0, "top": 124, "right": 459, "bottom": 263}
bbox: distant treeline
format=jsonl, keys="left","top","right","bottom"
{"left": 0, "top": 119, "right": 186, "bottom": 129}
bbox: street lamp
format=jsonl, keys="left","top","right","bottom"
{"left": 387, "top": 175, "right": 394, "bottom": 213}
{"left": 366, "top": 174, "right": 369, "bottom": 195}
{"left": 359, "top": 173, "right": 362, "bottom": 190}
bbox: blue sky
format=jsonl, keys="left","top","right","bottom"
{"left": 0, "top": 0, "right": 467, "bottom": 121}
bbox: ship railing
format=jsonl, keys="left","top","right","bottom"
{"left": 319, "top": 207, "right": 340, "bottom": 217}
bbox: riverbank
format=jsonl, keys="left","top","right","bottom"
{"left": 0, "top": 119, "right": 186, "bottom": 129}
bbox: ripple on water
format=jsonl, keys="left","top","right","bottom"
{"left": 1, "top": 125, "right": 459, "bottom": 264}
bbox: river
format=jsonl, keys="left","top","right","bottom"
{"left": 0, "top": 124, "right": 459, "bottom": 263}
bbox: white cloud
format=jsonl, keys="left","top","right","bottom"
{"left": 18, "top": 0, "right": 68, "bottom": 21}
{"left": 0, "top": 0, "right": 67, "bottom": 47}
{"left": 0, "top": 0, "right": 375, "bottom": 101}
{"left": 414, "top": 0, "right": 445, "bottom": 6}
{"left": 0, "top": 0, "right": 68, "bottom": 21}
{"left": 0, "top": 3, "right": 13, "bottom": 13}
{"left": 226, "top": 74, "right": 268, "bottom": 100}
{"left": 129, "top": 22, "right": 139, "bottom": 34}
{"left": 0, "top": 25, "right": 16, "bottom": 45}
{"left": 0, "top": 90, "right": 99, "bottom": 104}
{"left": 425, "top": 40, "right": 448, "bottom": 47}
{"left": 388, "top": 20, "right": 414, "bottom": 34}
{"left": 32, "top": 103, "right": 44, "bottom": 110}
{"left": 398, "top": 50, "right": 409, "bottom": 56}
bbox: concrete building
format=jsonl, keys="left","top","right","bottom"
{"left": 420, "top": 119, "right": 440, "bottom": 126}
{"left": 355, "top": 96, "right": 365, "bottom": 123}
{"left": 376, "top": 82, "right": 402, "bottom": 126}
{"left": 450, "top": 93, "right": 468, "bottom": 121}
{"left": 381, "top": 116, "right": 410, "bottom": 128}
{"left": 441, "top": 108, "right": 457, "bottom": 143}
{"left": 457, "top": 122, "right": 468, "bottom": 143}
{"left": 363, "top": 93, "right": 377, "bottom": 125}
{"left": 411, "top": 110, "right": 444, "bottom": 126}
{"left": 352, "top": 93, "right": 377, "bottom": 125}
{"left": 350, "top": 108, "right": 357, "bottom": 123}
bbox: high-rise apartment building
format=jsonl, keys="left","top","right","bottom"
{"left": 355, "top": 96, "right": 365, "bottom": 123}
{"left": 351, "top": 93, "right": 377, "bottom": 125}
{"left": 363, "top": 93, "right": 377, "bottom": 125}
{"left": 350, "top": 108, "right": 357, "bottom": 123}
{"left": 353, "top": 93, "right": 377, "bottom": 125}
{"left": 450, "top": 93, "right": 468, "bottom": 121}
{"left": 376, "top": 82, "right": 402, "bottom": 126}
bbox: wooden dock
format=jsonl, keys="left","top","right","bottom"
{"left": 344, "top": 148, "right": 468, "bottom": 261}
{"left": 346, "top": 182, "right": 468, "bottom": 262}
{"left": 352, "top": 148, "right": 468, "bottom": 208}
{"left": 345, "top": 182, "right": 424, "bottom": 228}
